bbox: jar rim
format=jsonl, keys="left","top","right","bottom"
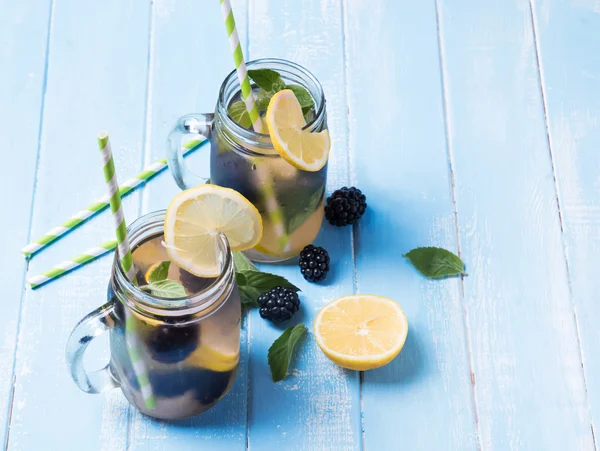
{"left": 112, "top": 210, "right": 234, "bottom": 317}
{"left": 216, "top": 58, "right": 326, "bottom": 157}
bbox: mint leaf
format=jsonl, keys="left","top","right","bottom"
{"left": 228, "top": 101, "right": 252, "bottom": 128}
{"left": 248, "top": 69, "right": 285, "bottom": 92}
{"left": 236, "top": 271, "right": 261, "bottom": 308}
{"left": 147, "top": 261, "right": 170, "bottom": 283}
{"left": 255, "top": 88, "right": 273, "bottom": 111}
{"left": 286, "top": 186, "right": 324, "bottom": 234}
{"left": 287, "top": 84, "right": 315, "bottom": 110}
{"left": 233, "top": 251, "right": 258, "bottom": 273}
{"left": 239, "top": 285, "right": 261, "bottom": 308}
{"left": 302, "top": 108, "right": 315, "bottom": 125}
{"left": 143, "top": 279, "right": 187, "bottom": 298}
{"left": 403, "top": 247, "right": 466, "bottom": 279}
{"left": 235, "top": 269, "right": 300, "bottom": 307}
{"left": 240, "top": 270, "right": 301, "bottom": 292}
{"left": 268, "top": 324, "right": 307, "bottom": 382}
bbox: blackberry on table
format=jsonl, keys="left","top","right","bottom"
{"left": 325, "top": 186, "right": 367, "bottom": 226}
{"left": 257, "top": 287, "right": 300, "bottom": 323}
{"left": 299, "top": 245, "right": 330, "bottom": 282}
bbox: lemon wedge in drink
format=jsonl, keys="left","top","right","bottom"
{"left": 164, "top": 184, "right": 262, "bottom": 277}
{"left": 184, "top": 320, "right": 239, "bottom": 372}
{"left": 265, "top": 89, "right": 330, "bottom": 172}
{"left": 314, "top": 295, "right": 408, "bottom": 371}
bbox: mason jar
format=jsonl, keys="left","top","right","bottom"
{"left": 65, "top": 211, "right": 241, "bottom": 420}
{"left": 167, "top": 58, "right": 328, "bottom": 263}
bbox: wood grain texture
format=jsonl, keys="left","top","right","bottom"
{"left": 2, "top": 0, "right": 599, "bottom": 448}
{"left": 0, "top": 0, "right": 52, "bottom": 446}
{"left": 344, "top": 1, "right": 478, "bottom": 449}
{"left": 246, "top": 1, "right": 360, "bottom": 450}
{"left": 438, "top": 0, "right": 594, "bottom": 449}
{"left": 128, "top": 0, "right": 248, "bottom": 449}
{"left": 531, "top": 0, "right": 600, "bottom": 442}
{"left": 7, "top": 0, "right": 151, "bottom": 449}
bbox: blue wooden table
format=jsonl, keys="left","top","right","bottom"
{"left": 2, "top": 0, "right": 600, "bottom": 449}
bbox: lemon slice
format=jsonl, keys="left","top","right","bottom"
{"left": 186, "top": 345, "right": 239, "bottom": 372}
{"left": 164, "top": 184, "right": 262, "bottom": 277}
{"left": 184, "top": 321, "right": 239, "bottom": 372}
{"left": 265, "top": 89, "right": 330, "bottom": 172}
{"left": 314, "top": 295, "right": 408, "bottom": 371}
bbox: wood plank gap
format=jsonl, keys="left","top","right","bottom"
{"left": 433, "top": 1, "right": 481, "bottom": 449}
{"left": 126, "top": 3, "right": 156, "bottom": 448}
{"left": 245, "top": 3, "right": 251, "bottom": 449}
{"left": 140, "top": 0, "right": 157, "bottom": 215}
{"left": 528, "top": 2, "right": 597, "bottom": 449}
{"left": 340, "top": 1, "right": 363, "bottom": 450}
{"left": 3, "top": 0, "right": 56, "bottom": 448}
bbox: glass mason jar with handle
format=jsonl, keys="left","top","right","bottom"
{"left": 66, "top": 211, "right": 241, "bottom": 420}
{"left": 167, "top": 58, "right": 328, "bottom": 263}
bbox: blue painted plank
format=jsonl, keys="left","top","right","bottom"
{"left": 128, "top": 0, "right": 248, "bottom": 449}
{"left": 245, "top": 1, "right": 360, "bottom": 450}
{"left": 531, "top": 0, "right": 600, "bottom": 442}
{"left": 0, "top": 0, "right": 52, "bottom": 445}
{"left": 438, "top": 0, "right": 593, "bottom": 448}
{"left": 7, "top": 0, "right": 151, "bottom": 449}
{"left": 345, "top": 1, "right": 478, "bottom": 449}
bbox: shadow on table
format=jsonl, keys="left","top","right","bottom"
{"left": 363, "top": 326, "right": 428, "bottom": 386}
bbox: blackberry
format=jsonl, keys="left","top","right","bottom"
{"left": 258, "top": 287, "right": 300, "bottom": 323}
{"left": 148, "top": 323, "right": 199, "bottom": 363}
{"left": 179, "top": 268, "right": 215, "bottom": 293}
{"left": 325, "top": 187, "right": 367, "bottom": 226}
{"left": 299, "top": 245, "right": 330, "bottom": 282}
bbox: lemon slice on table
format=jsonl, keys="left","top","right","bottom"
{"left": 265, "top": 89, "right": 330, "bottom": 172}
{"left": 314, "top": 295, "right": 408, "bottom": 371}
{"left": 164, "top": 184, "right": 262, "bottom": 277}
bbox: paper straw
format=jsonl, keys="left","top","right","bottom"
{"left": 22, "top": 138, "right": 206, "bottom": 259}
{"left": 98, "top": 132, "right": 155, "bottom": 410}
{"left": 27, "top": 240, "right": 117, "bottom": 289}
{"left": 219, "top": 0, "right": 290, "bottom": 251}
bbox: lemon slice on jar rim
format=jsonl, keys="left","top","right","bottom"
{"left": 265, "top": 89, "right": 330, "bottom": 172}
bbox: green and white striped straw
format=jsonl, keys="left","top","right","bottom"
{"left": 27, "top": 240, "right": 117, "bottom": 289}
{"left": 220, "top": 0, "right": 262, "bottom": 132}
{"left": 98, "top": 132, "right": 155, "bottom": 410}
{"left": 219, "top": 0, "right": 289, "bottom": 251}
{"left": 22, "top": 138, "right": 205, "bottom": 259}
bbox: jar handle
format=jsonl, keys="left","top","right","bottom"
{"left": 167, "top": 113, "right": 214, "bottom": 189}
{"left": 65, "top": 301, "right": 119, "bottom": 394}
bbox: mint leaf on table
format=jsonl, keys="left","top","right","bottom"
{"left": 287, "top": 84, "right": 314, "bottom": 110}
{"left": 147, "top": 261, "right": 170, "bottom": 283}
{"left": 143, "top": 279, "right": 187, "bottom": 298}
{"left": 268, "top": 324, "right": 307, "bottom": 382}
{"left": 233, "top": 251, "right": 258, "bottom": 272}
{"left": 403, "top": 247, "right": 466, "bottom": 279}
{"left": 235, "top": 270, "right": 300, "bottom": 308}
{"left": 248, "top": 69, "right": 285, "bottom": 92}
{"left": 228, "top": 101, "right": 252, "bottom": 129}
{"left": 240, "top": 270, "right": 301, "bottom": 292}
{"left": 238, "top": 284, "right": 261, "bottom": 308}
